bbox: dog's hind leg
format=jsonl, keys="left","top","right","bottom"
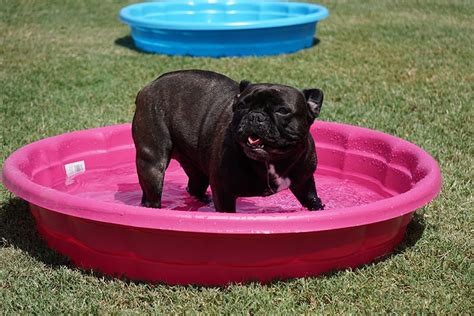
{"left": 135, "top": 151, "right": 171, "bottom": 208}
{"left": 179, "top": 160, "right": 210, "bottom": 203}
{"left": 132, "top": 106, "right": 173, "bottom": 209}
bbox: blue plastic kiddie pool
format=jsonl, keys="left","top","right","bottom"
{"left": 119, "top": 1, "right": 329, "bottom": 57}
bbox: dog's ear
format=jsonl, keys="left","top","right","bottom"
{"left": 303, "top": 88, "right": 324, "bottom": 119}
{"left": 239, "top": 80, "right": 251, "bottom": 93}
{"left": 233, "top": 80, "right": 251, "bottom": 112}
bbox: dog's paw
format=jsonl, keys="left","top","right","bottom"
{"left": 197, "top": 194, "right": 212, "bottom": 204}
{"left": 307, "top": 197, "right": 325, "bottom": 211}
{"left": 141, "top": 200, "right": 162, "bottom": 209}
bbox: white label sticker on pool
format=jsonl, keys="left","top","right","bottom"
{"left": 65, "top": 160, "right": 86, "bottom": 177}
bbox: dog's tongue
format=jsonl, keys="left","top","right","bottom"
{"left": 248, "top": 136, "right": 262, "bottom": 146}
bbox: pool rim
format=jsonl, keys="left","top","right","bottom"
{"left": 1, "top": 121, "right": 442, "bottom": 235}
{"left": 119, "top": 1, "right": 329, "bottom": 31}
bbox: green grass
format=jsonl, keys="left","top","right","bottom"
{"left": 1, "top": 0, "right": 473, "bottom": 313}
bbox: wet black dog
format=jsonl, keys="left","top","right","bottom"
{"left": 132, "top": 70, "right": 324, "bottom": 212}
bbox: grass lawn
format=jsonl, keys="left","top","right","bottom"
{"left": 1, "top": 0, "right": 472, "bottom": 313}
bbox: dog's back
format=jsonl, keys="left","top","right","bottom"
{"left": 133, "top": 70, "right": 238, "bottom": 176}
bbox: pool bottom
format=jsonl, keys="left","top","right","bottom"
{"left": 52, "top": 160, "right": 395, "bottom": 214}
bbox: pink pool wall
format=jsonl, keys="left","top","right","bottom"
{"left": 30, "top": 203, "right": 413, "bottom": 284}
{"left": 1, "top": 121, "right": 441, "bottom": 285}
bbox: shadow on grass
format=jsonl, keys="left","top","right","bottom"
{"left": 114, "top": 35, "right": 321, "bottom": 55}
{"left": 312, "top": 38, "right": 321, "bottom": 47}
{"left": 393, "top": 212, "right": 426, "bottom": 253}
{"left": 1, "top": 195, "right": 426, "bottom": 287}
{"left": 0, "top": 197, "right": 70, "bottom": 267}
{"left": 115, "top": 35, "right": 144, "bottom": 54}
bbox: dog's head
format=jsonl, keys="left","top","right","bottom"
{"left": 231, "top": 80, "right": 323, "bottom": 162}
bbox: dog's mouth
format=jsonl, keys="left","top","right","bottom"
{"left": 247, "top": 135, "right": 264, "bottom": 149}
{"left": 239, "top": 132, "right": 298, "bottom": 161}
{"left": 240, "top": 135, "right": 268, "bottom": 161}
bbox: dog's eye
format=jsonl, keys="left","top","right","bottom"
{"left": 276, "top": 107, "right": 291, "bottom": 115}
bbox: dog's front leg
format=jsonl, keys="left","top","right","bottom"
{"left": 211, "top": 186, "right": 237, "bottom": 213}
{"left": 290, "top": 177, "right": 324, "bottom": 211}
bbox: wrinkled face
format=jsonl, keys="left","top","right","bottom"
{"left": 231, "top": 83, "right": 323, "bottom": 162}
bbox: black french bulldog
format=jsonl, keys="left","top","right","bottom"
{"left": 132, "top": 70, "right": 324, "bottom": 213}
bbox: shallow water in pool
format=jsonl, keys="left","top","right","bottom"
{"left": 52, "top": 160, "right": 394, "bottom": 214}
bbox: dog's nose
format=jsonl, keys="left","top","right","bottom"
{"left": 249, "top": 112, "right": 266, "bottom": 124}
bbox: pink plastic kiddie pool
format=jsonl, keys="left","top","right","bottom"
{"left": 1, "top": 121, "right": 441, "bottom": 285}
